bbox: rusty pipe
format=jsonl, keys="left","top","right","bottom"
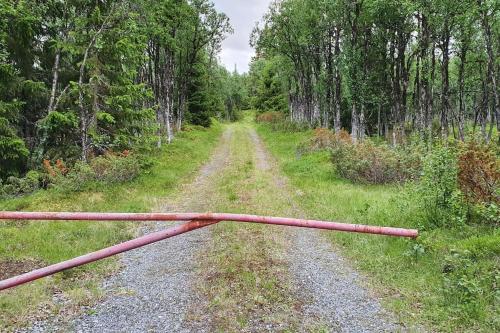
{"left": 0, "top": 220, "right": 217, "bottom": 291}
{"left": 0, "top": 211, "right": 418, "bottom": 238}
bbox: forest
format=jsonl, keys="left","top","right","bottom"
{"left": 250, "top": 0, "right": 499, "bottom": 143}
{"left": 2, "top": 0, "right": 498, "bottom": 183}
{"left": 0, "top": 0, "right": 249, "bottom": 181}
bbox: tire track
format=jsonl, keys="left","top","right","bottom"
{"left": 24, "top": 128, "right": 233, "bottom": 333}
{"left": 248, "top": 127, "right": 406, "bottom": 332}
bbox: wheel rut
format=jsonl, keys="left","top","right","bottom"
{"left": 22, "top": 128, "right": 233, "bottom": 333}
{"left": 248, "top": 127, "right": 406, "bottom": 332}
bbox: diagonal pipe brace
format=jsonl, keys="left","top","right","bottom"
{"left": 0, "top": 220, "right": 218, "bottom": 291}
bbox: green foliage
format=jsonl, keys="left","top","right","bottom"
{"left": 37, "top": 111, "right": 80, "bottom": 162}
{"left": 318, "top": 131, "right": 422, "bottom": 184}
{"left": 442, "top": 249, "right": 499, "bottom": 324}
{"left": 256, "top": 111, "right": 308, "bottom": 132}
{"left": 187, "top": 60, "right": 212, "bottom": 127}
{"left": 213, "top": 66, "right": 249, "bottom": 121}
{"left": 1, "top": 0, "right": 233, "bottom": 178}
{"left": 0, "top": 133, "right": 29, "bottom": 179}
{"left": 54, "top": 154, "right": 142, "bottom": 192}
{"left": 0, "top": 64, "right": 28, "bottom": 178}
{"left": 251, "top": 0, "right": 500, "bottom": 144}
{"left": 411, "top": 145, "right": 466, "bottom": 228}
{"left": 0, "top": 171, "right": 41, "bottom": 198}
{"left": 475, "top": 202, "right": 500, "bottom": 225}
{"left": 248, "top": 58, "right": 287, "bottom": 113}
{"left": 269, "top": 119, "right": 308, "bottom": 132}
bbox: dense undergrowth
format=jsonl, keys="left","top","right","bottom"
{"left": 256, "top": 118, "right": 499, "bottom": 332}
{"left": 0, "top": 123, "right": 222, "bottom": 329}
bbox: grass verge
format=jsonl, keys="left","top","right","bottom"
{"left": 256, "top": 122, "right": 499, "bottom": 332}
{"left": 0, "top": 123, "right": 222, "bottom": 330}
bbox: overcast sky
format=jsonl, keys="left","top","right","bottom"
{"left": 212, "top": 0, "right": 271, "bottom": 73}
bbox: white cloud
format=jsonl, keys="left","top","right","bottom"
{"left": 212, "top": 0, "right": 271, "bottom": 73}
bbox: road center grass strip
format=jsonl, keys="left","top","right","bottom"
{"left": 193, "top": 121, "right": 305, "bottom": 331}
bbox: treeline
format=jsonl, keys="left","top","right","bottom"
{"left": 0, "top": 0, "right": 243, "bottom": 179}
{"left": 251, "top": 0, "right": 499, "bottom": 142}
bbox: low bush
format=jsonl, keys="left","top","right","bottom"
{"left": 475, "top": 202, "right": 500, "bottom": 225}
{"left": 255, "top": 111, "right": 284, "bottom": 124}
{"left": 302, "top": 128, "right": 351, "bottom": 152}
{"left": 271, "top": 119, "right": 309, "bottom": 132}
{"left": 0, "top": 171, "right": 41, "bottom": 198}
{"left": 256, "top": 111, "right": 309, "bottom": 132}
{"left": 458, "top": 141, "right": 499, "bottom": 205}
{"left": 90, "top": 153, "right": 141, "bottom": 182}
{"left": 441, "top": 249, "right": 499, "bottom": 324}
{"left": 1, "top": 151, "right": 149, "bottom": 197}
{"left": 409, "top": 141, "right": 500, "bottom": 228}
{"left": 298, "top": 128, "right": 421, "bottom": 184}
{"left": 329, "top": 140, "right": 421, "bottom": 185}
{"left": 410, "top": 145, "right": 466, "bottom": 228}
{"left": 53, "top": 153, "right": 142, "bottom": 192}
{"left": 303, "top": 129, "right": 498, "bottom": 225}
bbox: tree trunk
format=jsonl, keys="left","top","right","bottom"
{"left": 47, "top": 49, "right": 61, "bottom": 113}
{"left": 440, "top": 29, "right": 451, "bottom": 140}
{"left": 429, "top": 43, "right": 436, "bottom": 136}
{"left": 419, "top": 13, "right": 432, "bottom": 138}
{"left": 457, "top": 42, "right": 467, "bottom": 141}
{"left": 325, "top": 27, "right": 334, "bottom": 128}
{"left": 78, "top": 9, "right": 112, "bottom": 161}
{"left": 478, "top": 0, "right": 500, "bottom": 141}
{"left": 79, "top": 45, "right": 92, "bottom": 162}
{"left": 164, "top": 47, "right": 175, "bottom": 143}
{"left": 351, "top": 104, "right": 359, "bottom": 142}
{"left": 333, "top": 26, "right": 342, "bottom": 132}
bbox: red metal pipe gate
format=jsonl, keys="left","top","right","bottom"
{"left": 0, "top": 211, "right": 418, "bottom": 291}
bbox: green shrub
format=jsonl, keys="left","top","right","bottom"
{"left": 330, "top": 140, "right": 421, "bottom": 184}
{"left": 475, "top": 202, "right": 500, "bottom": 225}
{"left": 256, "top": 111, "right": 309, "bottom": 132}
{"left": 54, "top": 154, "right": 142, "bottom": 192}
{"left": 1, "top": 152, "right": 147, "bottom": 196}
{"left": 0, "top": 170, "right": 41, "bottom": 197}
{"left": 271, "top": 119, "right": 308, "bottom": 132}
{"left": 54, "top": 161, "right": 95, "bottom": 192}
{"left": 255, "top": 111, "right": 285, "bottom": 124}
{"left": 411, "top": 145, "right": 466, "bottom": 228}
{"left": 441, "top": 249, "right": 499, "bottom": 324}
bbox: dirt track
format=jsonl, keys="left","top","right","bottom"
{"left": 23, "top": 123, "right": 405, "bottom": 332}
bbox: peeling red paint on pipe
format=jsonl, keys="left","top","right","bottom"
{"left": 0, "top": 220, "right": 217, "bottom": 291}
{"left": 0, "top": 211, "right": 418, "bottom": 238}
